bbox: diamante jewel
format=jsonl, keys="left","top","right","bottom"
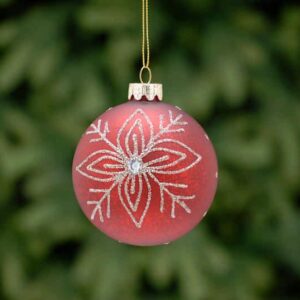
{"left": 128, "top": 158, "right": 142, "bottom": 175}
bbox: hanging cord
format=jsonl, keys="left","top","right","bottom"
{"left": 139, "top": 0, "right": 152, "bottom": 83}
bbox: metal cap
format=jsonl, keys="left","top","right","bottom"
{"left": 128, "top": 83, "right": 163, "bottom": 101}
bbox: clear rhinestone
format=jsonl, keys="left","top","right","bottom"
{"left": 128, "top": 158, "right": 142, "bottom": 175}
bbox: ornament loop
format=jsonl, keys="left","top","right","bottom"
{"left": 139, "top": 66, "right": 152, "bottom": 84}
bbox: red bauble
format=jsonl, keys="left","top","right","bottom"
{"left": 73, "top": 92, "right": 218, "bottom": 246}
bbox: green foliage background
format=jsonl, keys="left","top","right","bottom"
{"left": 0, "top": 0, "right": 300, "bottom": 299}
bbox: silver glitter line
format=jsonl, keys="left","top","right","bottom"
{"left": 117, "top": 109, "right": 154, "bottom": 158}
{"left": 164, "top": 188, "right": 193, "bottom": 219}
{"left": 125, "top": 119, "right": 144, "bottom": 157}
{"left": 130, "top": 175, "right": 135, "bottom": 194}
{"left": 107, "top": 194, "right": 111, "bottom": 218}
{"left": 89, "top": 175, "right": 124, "bottom": 222}
{"left": 124, "top": 174, "right": 143, "bottom": 212}
{"left": 143, "top": 110, "right": 188, "bottom": 155}
{"left": 163, "top": 182, "right": 188, "bottom": 188}
{"left": 76, "top": 150, "right": 124, "bottom": 181}
{"left": 103, "top": 164, "right": 124, "bottom": 169}
{"left": 148, "top": 172, "right": 194, "bottom": 217}
{"left": 118, "top": 173, "right": 151, "bottom": 228}
{"left": 144, "top": 155, "right": 170, "bottom": 167}
{"left": 88, "top": 156, "right": 124, "bottom": 175}
{"left": 145, "top": 147, "right": 186, "bottom": 170}
{"left": 161, "top": 128, "right": 185, "bottom": 134}
{"left": 133, "top": 134, "right": 138, "bottom": 156}
{"left": 89, "top": 188, "right": 108, "bottom": 193}
{"left": 87, "top": 120, "right": 121, "bottom": 154}
{"left": 148, "top": 139, "right": 201, "bottom": 174}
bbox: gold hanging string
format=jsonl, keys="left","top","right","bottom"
{"left": 139, "top": 0, "right": 152, "bottom": 84}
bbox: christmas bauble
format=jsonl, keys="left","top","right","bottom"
{"left": 73, "top": 84, "right": 218, "bottom": 246}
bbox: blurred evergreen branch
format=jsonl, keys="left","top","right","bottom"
{"left": 0, "top": 0, "right": 300, "bottom": 299}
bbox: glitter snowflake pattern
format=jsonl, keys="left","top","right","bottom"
{"left": 76, "top": 109, "right": 202, "bottom": 228}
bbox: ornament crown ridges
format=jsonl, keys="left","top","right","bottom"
{"left": 128, "top": 83, "right": 163, "bottom": 101}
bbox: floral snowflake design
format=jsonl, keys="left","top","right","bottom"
{"left": 76, "top": 109, "right": 202, "bottom": 228}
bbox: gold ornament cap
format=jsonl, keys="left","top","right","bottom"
{"left": 128, "top": 83, "right": 163, "bottom": 101}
